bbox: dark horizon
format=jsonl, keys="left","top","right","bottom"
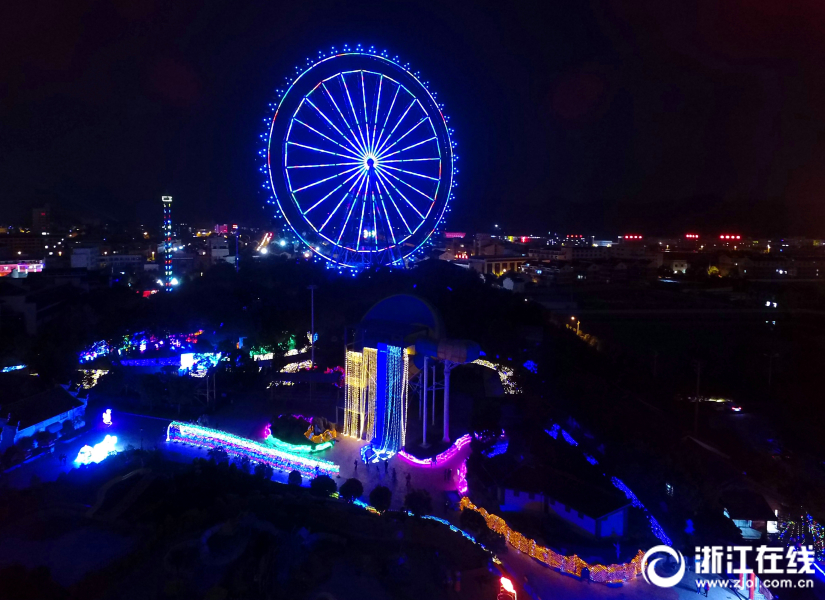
{"left": 4, "top": 0, "right": 825, "bottom": 236}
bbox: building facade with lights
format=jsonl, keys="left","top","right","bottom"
{"left": 0, "top": 387, "right": 87, "bottom": 449}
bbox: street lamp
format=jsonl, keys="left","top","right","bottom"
{"left": 571, "top": 316, "right": 580, "bottom": 334}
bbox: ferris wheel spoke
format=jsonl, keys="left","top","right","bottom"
{"left": 304, "top": 98, "right": 363, "bottom": 156}
{"left": 303, "top": 168, "right": 364, "bottom": 215}
{"left": 291, "top": 164, "right": 362, "bottom": 193}
{"left": 374, "top": 98, "right": 417, "bottom": 157}
{"left": 370, "top": 75, "right": 384, "bottom": 155}
{"left": 372, "top": 84, "right": 401, "bottom": 156}
{"left": 287, "top": 161, "right": 360, "bottom": 169}
{"left": 371, "top": 194, "right": 380, "bottom": 249}
{"left": 375, "top": 168, "right": 431, "bottom": 217}
{"left": 337, "top": 172, "right": 369, "bottom": 245}
{"left": 375, "top": 117, "right": 428, "bottom": 158}
{"left": 294, "top": 119, "right": 361, "bottom": 160}
{"left": 379, "top": 163, "right": 439, "bottom": 181}
{"left": 377, "top": 191, "right": 398, "bottom": 245}
{"left": 317, "top": 86, "right": 366, "bottom": 155}
{"left": 375, "top": 171, "right": 412, "bottom": 234}
{"left": 287, "top": 141, "right": 358, "bottom": 160}
{"left": 360, "top": 72, "right": 371, "bottom": 153}
{"left": 355, "top": 197, "right": 367, "bottom": 251}
{"left": 319, "top": 170, "right": 366, "bottom": 232}
{"left": 378, "top": 136, "right": 439, "bottom": 160}
{"left": 339, "top": 74, "right": 370, "bottom": 155}
{"left": 380, "top": 157, "right": 440, "bottom": 164}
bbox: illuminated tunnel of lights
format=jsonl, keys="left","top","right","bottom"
{"left": 166, "top": 422, "right": 339, "bottom": 479}
{"left": 263, "top": 45, "right": 456, "bottom": 270}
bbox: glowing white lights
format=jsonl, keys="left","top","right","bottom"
{"left": 75, "top": 435, "right": 118, "bottom": 465}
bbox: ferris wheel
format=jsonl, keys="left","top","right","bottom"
{"left": 264, "top": 47, "right": 456, "bottom": 269}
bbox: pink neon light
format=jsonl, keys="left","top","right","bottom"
{"left": 397, "top": 434, "right": 471, "bottom": 467}
{"left": 456, "top": 459, "right": 468, "bottom": 495}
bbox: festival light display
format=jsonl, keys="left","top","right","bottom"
{"left": 75, "top": 435, "right": 118, "bottom": 465}
{"left": 456, "top": 459, "right": 468, "bottom": 495}
{"left": 79, "top": 330, "right": 204, "bottom": 363}
{"left": 780, "top": 514, "right": 825, "bottom": 561}
{"left": 459, "top": 497, "right": 645, "bottom": 584}
{"left": 397, "top": 433, "right": 471, "bottom": 467}
{"left": 481, "top": 440, "right": 508, "bottom": 458}
{"left": 343, "top": 344, "right": 408, "bottom": 459}
{"left": 262, "top": 45, "right": 457, "bottom": 270}
{"left": 102, "top": 409, "right": 112, "bottom": 426}
{"left": 1, "top": 365, "right": 26, "bottom": 373}
{"left": 471, "top": 359, "right": 520, "bottom": 394}
{"left": 167, "top": 421, "right": 339, "bottom": 478}
{"left": 265, "top": 434, "right": 332, "bottom": 453}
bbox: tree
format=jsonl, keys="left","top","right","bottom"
{"left": 339, "top": 478, "right": 363, "bottom": 503}
{"left": 404, "top": 489, "right": 432, "bottom": 517}
{"left": 1, "top": 445, "right": 26, "bottom": 469}
{"left": 138, "top": 374, "right": 165, "bottom": 410}
{"left": 369, "top": 485, "right": 392, "bottom": 513}
{"left": 33, "top": 430, "right": 55, "bottom": 450}
{"left": 309, "top": 475, "right": 337, "bottom": 497}
{"left": 460, "top": 506, "right": 488, "bottom": 533}
{"left": 168, "top": 375, "right": 195, "bottom": 415}
{"left": 16, "top": 436, "right": 35, "bottom": 454}
{"left": 254, "top": 463, "right": 274, "bottom": 480}
{"left": 207, "top": 447, "right": 229, "bottom": 464}
{"left": 60, "top": 419, "right": 75, "bottom": 438}
{"left": 288, "top": 470, "right": 302, "bottom": 486}
{"left": 238, "top": 456, "right": 252, "bottom": 474}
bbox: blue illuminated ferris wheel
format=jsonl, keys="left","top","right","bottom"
{"left": 264, "top": 47, "right": 456, "bottom": 269}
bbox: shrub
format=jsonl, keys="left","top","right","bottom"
{"left": 33, "top": 430, "right": 55, "bottom": 450}
{"left": 16, "top": 436, "right": 35, "bottom": 453}
{"left": 309, "top": 475, "right": 337, "bottom": 497}
{"left": 254, "top": 463, "right": 274, "bottom": 480}
{"left": 60, "top": 419, "right": 75, "bottom": 438}
{"left": 404, "top": 489, "right": 432, "bottom": 517}
{"left": 369, "top": 485, "right": 392, "bottom": 513}
{"left": 339, "top": 478, "right": 363, "bottom": 502}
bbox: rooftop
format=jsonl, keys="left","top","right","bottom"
{"left": 1, "top": 387, "right": 84, "bottom": 430}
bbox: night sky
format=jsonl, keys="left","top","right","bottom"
{"left": 4, "top": 0, "right": 825, "bottom": 236}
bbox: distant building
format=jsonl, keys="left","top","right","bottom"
{"left": 468, "top": 255, "right": 528, "bottom": 276}
{"left": 497, "top": 465, "right": 630, "bottom": 538}
{"left": 559, "top": 246, "right": 609, "bottom": 261}
{"left": 0, "top": 386, "right": 87, "bottom": 449}
{"left": 71, "top": 247, "right": 101, "bottom": 270}
{"left": 32, "top": 205, "right": 51, "bottom": 234}
{"left": 0, "top": 234, "right": 64, "bottom": 259}
{"left": 102, "top": 253, "right": 143, "bottom": 271}
{"left": 0, "top": 260, "right": 44, "bottom": 278}
{"left": 208, "top": 236, "right": 231, "bottom": 265}
{"left": 528, "top": 247, "right": 566, "bottom": 261}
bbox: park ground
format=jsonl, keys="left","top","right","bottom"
{"left": 0, "top": 396, "right": 788, "bottom": 600}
